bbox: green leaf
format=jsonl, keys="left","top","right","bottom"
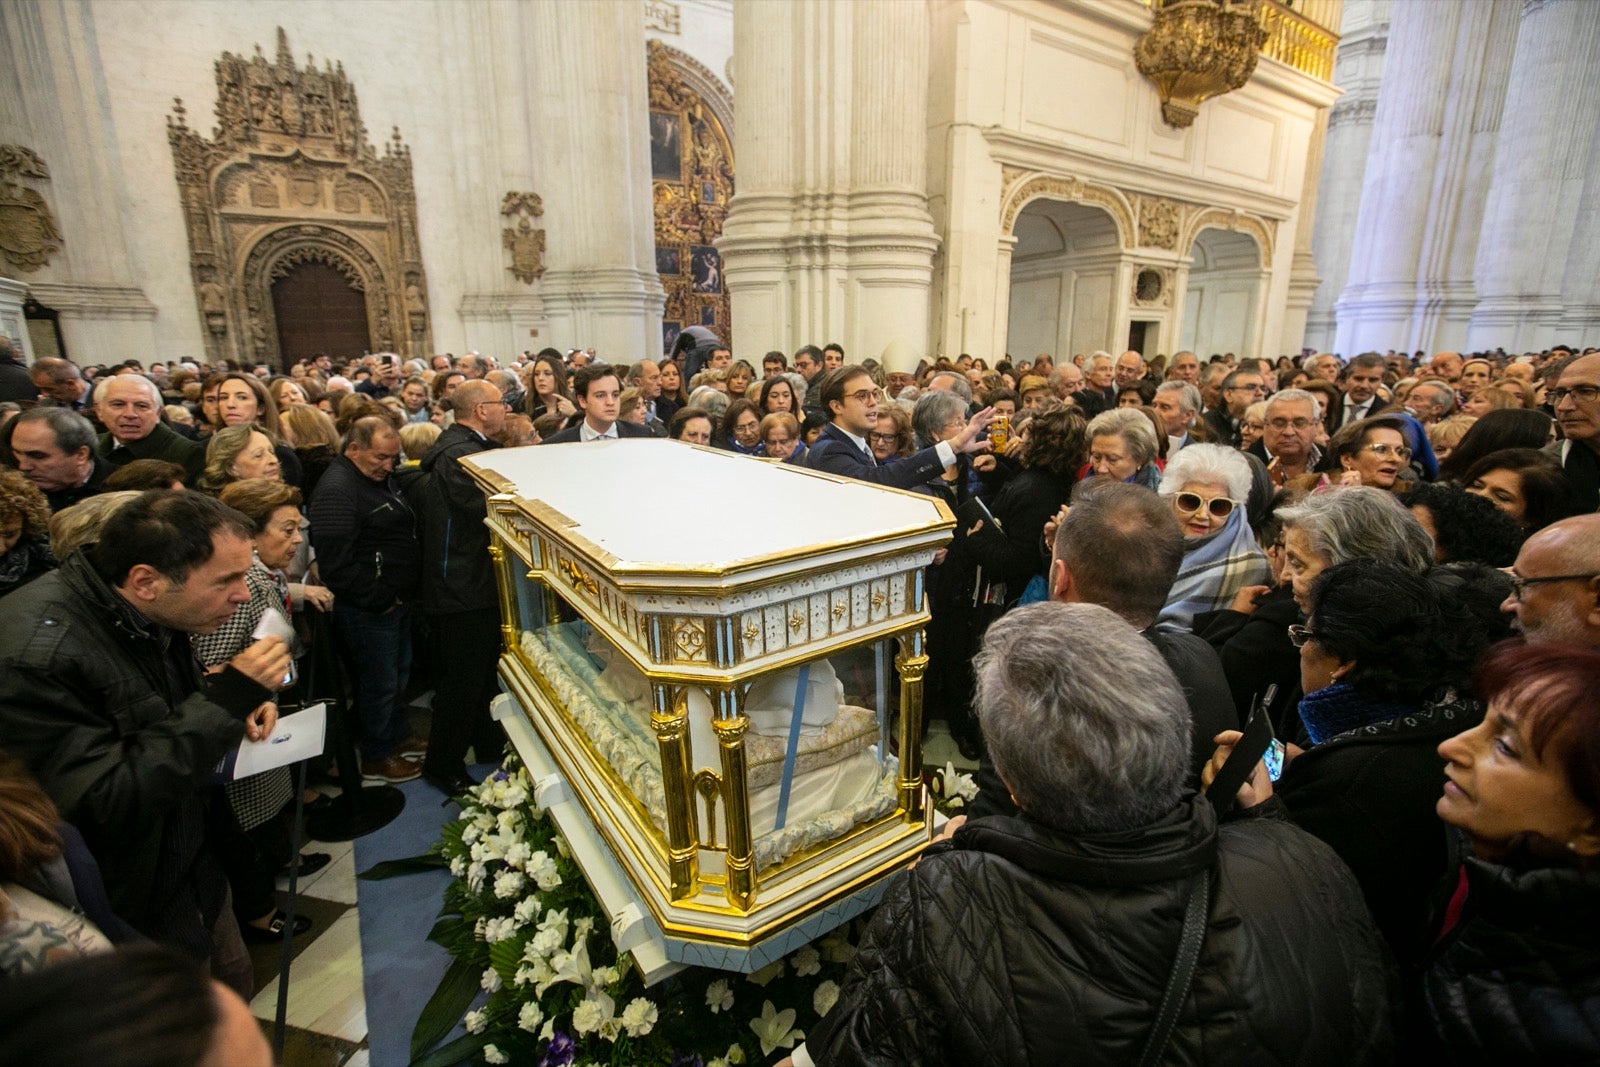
{"left": 408, "top": 1030, "right": 490, "bottom": 1067}
{"left": 410, "top": 957, "right": 484, "bottom": 1061}
{"left": 488, "top": 936, "right": 527, "bottom": 980}
{"left": 427, "top": 916, "right": 478, "bottom": 955}
{"left": 360, "top": 853, "right": 450, "bottom": 880}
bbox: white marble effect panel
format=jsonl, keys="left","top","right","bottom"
{"left": 250, "top": 908, "right": 367, "bottom": 1043}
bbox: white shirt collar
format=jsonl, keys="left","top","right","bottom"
{"left": 579, "top": 420, "right": 618, "bottom": 442}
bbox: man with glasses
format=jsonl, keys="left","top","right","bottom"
{"left": 1203, "top": 368, "right": 1266, "bottom": 447}
{"left": 1249, "top": 388, "right": 1324, "bottom": 487}
{"left": 1501, "top": 513, "right": 1600, "bottom": 647}
{"left": 806, "top": 364, "right": 993, "bottom": 489}
{"left": 793, "top": 345, "right": 826, "bottom": 420}
{"left": 414, "top": 380, "right": 508, "bottom": 795}
{"left": 1547, "top": 352, "right": 1600, "bottom": 512}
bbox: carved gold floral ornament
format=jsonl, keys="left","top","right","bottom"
{"left": 1135, "top": 0, "right": 1268, "bottom": 128}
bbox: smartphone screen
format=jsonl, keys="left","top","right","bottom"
{"left": 1263, "top": 738, "right": 1285, "bottom": 782}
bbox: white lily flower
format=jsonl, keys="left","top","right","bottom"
{"left": 749, "top": 1000, "right": 803, "bottom": 1056}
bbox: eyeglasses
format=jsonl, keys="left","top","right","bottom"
{"left": 1287, "top": 624, "right": 1317, "bottom": 649}
{"left": 1174, "top": 492, "right": 1237, "bottom": 519}
{"left": 1504, "top": 571, "right": 1600, "bottom": 600}
{"left": 1361, "top": 442, "right": 1413, "bottom": 461}
{"left": 844, "top": 389, "right": 877, "bottom": 405}
{"left": 868, "top": 432, "right": 900, "bottom": 446}
{"left": 1229, "top": 382, "right": 1266, "bottom": 394}
{"left": 477, "top": 399, "right": 514, "bottom": 409}
{"left": 1549, "top": 384, "right": 1600, "bottom": 404}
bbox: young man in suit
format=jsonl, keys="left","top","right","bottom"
{"left": 805, "top": 364, "right": 992, "bottom": 489}
{"left": 540, "top": 364, "right": 653, "bottom": 443}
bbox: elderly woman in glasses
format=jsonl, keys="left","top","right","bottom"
{"left": 1327, "top": 415, "right": 1415, "bottom": 491}
{"left": 1154, "top": 444, "right": 1271, "bottom": 632}
{"left": 1207, "top": 557, "right": 1513, "bottom": 968}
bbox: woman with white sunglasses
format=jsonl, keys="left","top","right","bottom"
{"left": 1153, "top": 444, "right": 1271, "bottom": 632}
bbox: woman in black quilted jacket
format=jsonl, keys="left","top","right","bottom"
{"left": 1423, "top": 641, "right": 1600, "bottom": 1063}
{"left": 801, "top": 601, "right": 1392, "bottom": 1067}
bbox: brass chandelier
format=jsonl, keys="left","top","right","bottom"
{"left": 1135, "top": 0, "right": 1269, "bottom": 129}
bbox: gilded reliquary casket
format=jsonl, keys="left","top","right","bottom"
{"left": 463, "top": 441, "right": 951, "bottom": 975}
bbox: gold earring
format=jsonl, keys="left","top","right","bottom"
{"left": 1568, "top": 840, "right": 1580, "bottom": 852}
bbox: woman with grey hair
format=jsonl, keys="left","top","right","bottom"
{"left": 1155, "top": 444, "right": 1271, "bottom": 632}
{"left": 1086, "top": 407, "right": 1160, "bottom": 489}
{"left": 686, "top": 384, "right": 728, "bottom": 422}
{"left": 805, "top": 600, "right": 1393, "bottom": 1065}
{"left": 1195, "top": 485, "right": 1435, "bottom": 733}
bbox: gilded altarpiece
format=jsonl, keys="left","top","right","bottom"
{"left": 647, "top": 40, "right": 734, "bottom": 354}
{"left": 167, "top": 29, "right": 432, "bottom": 367}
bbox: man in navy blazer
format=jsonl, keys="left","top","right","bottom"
{"left": 541, "top": 363, "right": 654, "bottom": 443}
{"left": 805, "top": 364, "right": 994, "bottom": 489}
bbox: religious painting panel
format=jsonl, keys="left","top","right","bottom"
{"left": 647, "top": 40, "right": 733, "bottom": 356}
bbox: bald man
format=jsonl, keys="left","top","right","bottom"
{"left": 1502, "top": 514, "right": 1600, "bottom": 648}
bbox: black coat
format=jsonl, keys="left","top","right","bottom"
{"left": 809, "top": 798, "right": 1393, "bottom": 1066}
{"left": 0, "top": 354, "right": 38, "bottom": 403}
{"left": 1269, "top": 697, "right": 1481, "bottom": 966}
{"left": 0, "top": 551, "right": 270, "bottom": 954}
{"left": 99, "top": 420, "right": 205, "bottom": 482}
{"left": 418, "top": 423, "right": 502, "bottom": 615}
{"left": 1425, "top": 858, "right": 1600, "bottom": 1064}
{"left": 1193, "top": 585, "right": 1303, "bottom": 732}
{"left": 964, "top": 466, "right": 1072, "bottom": 599}
{"left": 307, "top": 455, "right": 421, "bottom": 611}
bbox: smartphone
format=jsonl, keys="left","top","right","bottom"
{"left": 1263, "top": 738, "right": 1285, "bottom": 782}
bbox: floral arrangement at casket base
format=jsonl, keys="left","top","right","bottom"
{"left": 364, "top": 750, "right": 979, "bottom": 1067}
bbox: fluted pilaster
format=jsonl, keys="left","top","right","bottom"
{"left": 526, "top": 0, "right": 663, "bottom": 360}
{"left": 1466, "top": 0, "right": 1600, "bottom": 350}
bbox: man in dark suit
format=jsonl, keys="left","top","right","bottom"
{"left": 96, "top": 374, "right": 204, "bottom": 482}
{"left": 1326, "top": 352, "right": 1386, "bottom": 434}
{"left": 805, "top": 364, "right": 992, "bottom": 489}
{"left": 1202, "top": 367, "right": 1265, "bottom": 447}
{"left": 969, "top": 480, "right": 1237, "bottom": 819}
{"left": 541, "top": 363, "right": 654, "bottom": 443}
{"left": 0, "top": 337, "right": 37, "bottom": 404}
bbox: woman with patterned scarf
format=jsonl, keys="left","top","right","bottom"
{"left": 1154, "top": 444, "right": 1270, "bottom": 632}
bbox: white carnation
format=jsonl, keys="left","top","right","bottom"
{"left": 517, "top": 1001, "right": 544, "bottom": 1033}
{"left": 448, "top": 855, "right": 466, "bottom": 877}
{"left": 571, "top": 998, "right": 604, "bottom": 1035}
{"left": 483, "top": 917, "right": 517, "bottom": 944}
{"left": 502, "top": 841, "right": 532, "bottom": 870}
{"left": 464, "top": 1009, "right": 487, "bottom": 1034}
{"left": 461, "top": 823, "right": 481, "bottom": 845}
{"left": 791, "top": 944, "right": 821, "bottom": 977}
{"left": 493, "top": 869, "right": 526, "bottom": 899}
{"left": 480, "top": 967, "right": 502, "bottom": 993}
{"left": 621, "top": 998, "right": 658, "bottom": 1037}
{"left": 513, "top": 896, "right": 541, "bottom": 925}
{"left": 496, "top": 808, "right": 521, "bottom": 835}
{"left": 482, "top": 1044, "right": 508, "bottom": 1065}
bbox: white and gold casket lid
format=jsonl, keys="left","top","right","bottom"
{"left": 465, "top": 440, "right": 954, "bottom": 680}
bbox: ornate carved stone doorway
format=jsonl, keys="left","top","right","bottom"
{"left": 271, "top": 257, "right": 369, "bottom": 363}
{"left": 168, "top": 29, "right": 431, "bottom": 369}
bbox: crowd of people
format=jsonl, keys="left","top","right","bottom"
{"left": 1, "top": 330, "right": 1599, "bottom": 1063}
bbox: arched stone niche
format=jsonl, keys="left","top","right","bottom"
{"left": 167, "top": 28, "right": 431, "bottom": 367}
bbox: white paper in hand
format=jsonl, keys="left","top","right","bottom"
{"left": 230, "top": 702, "right": 327, "bottom": 780}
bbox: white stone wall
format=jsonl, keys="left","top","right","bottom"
{"left": 0, "top": 0, "right": 721, "bottom": 365}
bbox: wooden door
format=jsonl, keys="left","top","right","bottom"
{"left": 270, "top": 261, "right": 370, "bottom": 368}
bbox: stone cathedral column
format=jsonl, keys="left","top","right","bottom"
{"left": 526, "top": 0, "right": 664, "bottom": 360}
{"left": 1556, "top": 106, "right": 1600, "bottom": 341}
{"left": 1466, "top": 0, "right": 1600, "bottom": 352}
{"left": 720, "top": 0, "right": 937, "bottom": 369}
{"left": 1305, "top": 0, "right": 1389, "bottom": 353}
{"left": 1333, "top": 0, "right": 1516, "bottom": 355}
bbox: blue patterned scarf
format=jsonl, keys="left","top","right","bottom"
{"left": 1155, "top": 506, "right": 1272, "bottom": 633}
{"left": 1299, "top": 681, "right": 1418, "bottom": 745}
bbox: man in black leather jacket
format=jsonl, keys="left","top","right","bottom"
{"left": 0, "top": 490, "right": 292, "bottom": 997}
{"left": 804, "top": 603, "right": 1392, "bottom": 1066}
